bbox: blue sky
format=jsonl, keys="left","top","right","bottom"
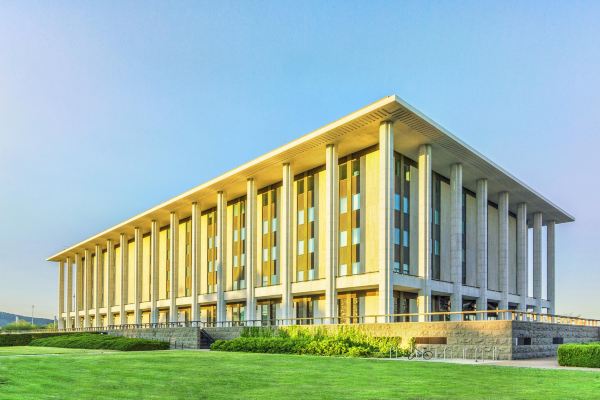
{"left": 1, "top": 1, "right": 598, "bottom": 319}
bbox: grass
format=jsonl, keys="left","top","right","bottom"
{"left": 0, "top": 346, "right": 109, "bottom": 356}
{"left": 0, "top": 349, "right": 599, "bottom": 399}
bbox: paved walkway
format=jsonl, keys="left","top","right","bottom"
{"left": 406, "top": 356, "right": 599, "bottom": 372}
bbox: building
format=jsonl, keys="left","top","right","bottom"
{"left": 48, "top": 95, "right": 573, "bottom": 330}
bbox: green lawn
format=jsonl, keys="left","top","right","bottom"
{"left": 0, "top": 348, "right": 599, "bottom": 399}
{"left": 0, "top": 346, "right": 110, "bottom": 356}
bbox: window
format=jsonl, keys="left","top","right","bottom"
{"left": 352, "top": 193, "right": 360, "bottom": 211}
{"left": 272, "top": 218, "right": 277, "bottom": 232}
{"left": 403, "top": 230, "right": 409, "bottom": 247}
{"left": 339, "top": 264, "right": 348, "bottom": 276}
{"left": 308, "top": 238, "right": 315, "bottom": 253}
{"left": 263, "top": 220, "right": 269, "bottom": 234}
{"left": 208, "top": 261, "right": 213, "bottom": 272}
{"left": 241, "top": 254, "right": 246, "bottom": 266}
{"left": 352, "top": 262, "right": 360, "bottom": 274}
{"left": 233, "top": 255, "right": 238, "bottom": 267}
{"left": 340, "top": 197, "right": 348, "bottom": 214}
{"left": 434, "top": 240, "right": 440, "bottom": 256}
{"left": 394, "top": 262, "right": 400, "bottom": 273}
{"left": 298, "top": 240, "right": 304, "bottom": 256}
{"left": 263, "top": 248, "right": 268, "bottom": 261}
{"left": 308, "top": 207, "right": 315, "bottom": 222}
{"left": 394, "top": 228, "right": 401, "bottom": 245}
{"left": 403, "top": 196, "right": 409, "bottom": 214}
{"left": 352, "top": 228, "right": 360, "bottom": 245}
{"left": 340, "top": 231, "right": 347, "bottom": 247}
{"left": 394, "top": 194, "right": 401, "bottom": 211}
{"left": 208, "top": 237, "right": 213, "bottom": 249}
{"left": 241, "top": 227, "right": 246, "bottom": 240}
{"left": 298, "top": 210, "right": 304, "bottom": 225}
{"left": 271, "top": 246, "right": 277, "bottom": 260}
{"left": 233, "top": 230, "right": 238, "bottom": 242}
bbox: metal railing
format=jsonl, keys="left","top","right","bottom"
{"left": 6, "top": 309, "right": 599, "bottom": 334}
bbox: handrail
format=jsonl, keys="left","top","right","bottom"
{"left": 8, "top": 309, "right": 599, "bottom": 334}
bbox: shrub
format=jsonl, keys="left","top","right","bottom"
{"left": 212, "top": 327, "right": 412, "bottom": 358}
{"left": 0, "top": 332, "right": 69, "bottom": 347}
{"left": 1, "top": 321, "right": 39, "bottom": 332}
{"left": 30, "top": 333, "right": 170, "bottom": 351}
{"left": 558, "top": 343, "right": 600, "bottom": 368}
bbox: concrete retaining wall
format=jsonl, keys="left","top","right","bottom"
{"left": 106, "top": 321, "right": 599, "bottom": 359}
{"left": 108, "top": 327, "right": 200, "bottom": 349}
{"left": 511, "top": 321, "right": 599, "bottom": 359}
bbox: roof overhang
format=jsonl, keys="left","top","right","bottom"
{"left": 47, "top": 95, "right": 574, "bottom": 262}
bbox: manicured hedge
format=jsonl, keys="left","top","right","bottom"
{"left": 30, "top": 333, "right": 170, "bottom": 352}
{"left": 211, "top": 327, "right": 411, "bottom": 358}
{"left": 0, "top": 332, "right": 70, "bottom": 347}
{"left": 558, "top": 343, "right": 600, "bottom": 368}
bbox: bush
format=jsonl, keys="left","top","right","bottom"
{"left": 558, "top": 343, "right": 600, "bottom": 368}
{"left": 212, "top": 327, "right": 411, "bottom": 358}
{"left": 30, "top": 333, "right": 170, "bottom": 352}
{"left": 1, "top": 321, "right": 39, "bottom": 332}
{"left": 0, "top": 332, "right": 69, "bottom": 347}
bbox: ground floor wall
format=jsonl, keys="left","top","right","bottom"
{"left": 106, "top": 321, "right": 599, "bottom": 359}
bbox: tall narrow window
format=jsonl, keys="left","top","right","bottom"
{"left": 206, "top": 209, "right": 217, "bottom": 293}
{"left": 230, "top": 197, "right": 247, "bottom": 291}
{"left": 295, "top": 170, "right": 319, "bottom": 282}
{"left": 394, "top": 154, "right": 416, "bottom": 275}
{"left": 338, "top": 156, "right": 361, "bottom": 276}
{"left": 260, "top": 185, "right": 280, "bottom": 286}
{"left": 431, "top": 173, "right": 442, "bottom": 280}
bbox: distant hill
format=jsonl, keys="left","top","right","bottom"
{"left": 0, "top": 312, "right": 53, "bottom": 327}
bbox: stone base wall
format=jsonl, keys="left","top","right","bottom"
{"left": 106, "top": 321, "right": 599, "bottom": 359}
{"left": 511, "top": 321, "right": 599, "bottom": 359}
{"left": 108, "top": 327, "right": 201, "bottom": 349}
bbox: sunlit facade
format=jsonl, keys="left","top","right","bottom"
{"left": 49, "top": 96, "right": 573, "bottom": 329}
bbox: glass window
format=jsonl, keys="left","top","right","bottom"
{"left": 272, "top": 218, "right": 277, "bottom": 232}
{"left": 262, "top": 220, "right": 269, "bottom": 234}
{"left": 208, "top": 261, "right": 213, "bottom": 272}
{"left": 434, "top": 210, "right": 440, "bottom": 225}
{"left": 340, "top": 231, "right": 347, "bottom": 247}
{"left": 308, "top": 207, "right": 315, "bottom": 222}
{"left": 352, "top": 193, "right": 360, "bottom": 211}
{"left": 403, "top": 230, "right": 409, "bottom": 247}
{"left": 403, "top": 263, "right": 409, "bottom": 274}
{"left": 393, "top": 262, "right": 400, "bottom": 273}
{"left": 394, "top": 229, "right": 401, "bottom": 245}
{"left": 308, "top": 238, "right": 315, "bottom": 253}
{"left": 241, "top": 227, "right": 246, "bottom": 240}
{"left": 394, "top": 194, "right": 401, "bottom": 211}
{"left": 340, "top": 197, "right": 348, "bottom": 214}
{"left": 339, "top": 264, "right": 348, "bottom": 276}
{"left": 298, "top": 210, "right": 304, "bottom": 225}
{"left": 233, "top": 204, "right": 239, "bottom": 216}
{"left": 352, "top": 228, "right": 360, "bottom": 245}
{"left": 434, "top": 240, "right": 440, "bottom": 256}
{"left": 297, "top": 180, "right": 304, "bottom": 194}
{"left": 233, "top": 255, "right": 238, "bottom": 267}
{"left": 352, "top": 160, "right": 360, "bottom": 176}
{"left": 241, "top": 254, "right": 246, "bottom": 266}
{"left": 403, "top": 196, "right": 409, "bottom": 214}
{"left": 352, "top": 262, "right": 360, "bottom": 274}
{"left": 298, "top": 240, "right": 304, "bottom": 255}
{"left": 233, "top": 230, "right": 238, "bottom": 242}
{"left": 263, "top": 248, "right": 268, "bottom": 261}
{"left": 271, "top": 246, "right": 277, "bottom": 260}
{"left": 339, "top": 165, "right": 347, "bottom": 180}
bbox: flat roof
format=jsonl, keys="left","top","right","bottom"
{"left": 48, "top": 95, "right": 574, "bottom": 262}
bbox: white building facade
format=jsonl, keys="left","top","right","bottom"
{"left": 49, "top": 96, "right": 572, "bottom": 329}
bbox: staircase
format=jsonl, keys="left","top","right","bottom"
{"left": 199, "top": 329, "right": 215, "bottom": 349}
